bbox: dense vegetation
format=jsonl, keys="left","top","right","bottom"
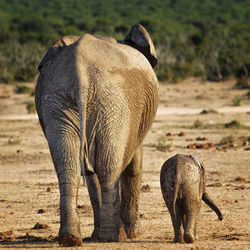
{"left": 0, "top": 0, "right": 249, "bottom": 83}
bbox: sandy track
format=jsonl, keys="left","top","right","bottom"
{"left": 0, "top": 79, "right": 249, "bottom": 249}
{"left": 0, "top": 106, "right": 249, "bottom": 121}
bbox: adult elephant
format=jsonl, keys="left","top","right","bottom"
{"left": 35, "top": 24, "right": 159, "bottom": 247}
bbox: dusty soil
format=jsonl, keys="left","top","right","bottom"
{"left": 0, "top": 78, "right": 249, "bottom": 249}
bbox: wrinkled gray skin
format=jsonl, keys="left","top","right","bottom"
{"left": 35, "top": 24, "right": 159, "bottom": 246}
{"left": 160, "top": 154, "right": 223, "bottom": 244}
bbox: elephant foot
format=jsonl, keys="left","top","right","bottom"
{"left": 58, "top": 234, "right": 82, "bottom": 247}
{"left": 82, "top": 229, "right": 99, "bottom": 242}
{"left": 184, "top": 232, "right": 195, "bottom": 243}
{"left": 173, "top": 236, "right": 184, "bottom": 244}
{"left": 125, "top": 225, "right": 140, "bottom": 239}
{"left": 98, "top": 227, "right": 127, "bottom": 242}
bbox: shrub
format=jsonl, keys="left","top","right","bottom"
{"left": 224, "top": 120, "right": 249, "bottom": 129}
{"left": 235, "top": 77, "right": 250, "bottom": 90}
{"left": 193, "top": 120, "right": 203, "bottom": 128}
{"left": 0, "top": 40, "right": 45, "bottom": 83}
{"left": 200, "top": 109, "right": 218, "bottom": 114}
{"left": 232, "top": 97, "right": 241, "bottom": 106}
{"left": 26, "top": 101, "right": 36, "bottom": 113}
{"left": 220, "top": 135, "right": 235, "bottom": 144}
{"left": 156, "top": 137, "right": 173, "bottom": 152}
{"left": 16, "top": 85, "right": 33, "bottom": 94}
{"left": 8, "top": 137, "right": 21, "bottom": 145}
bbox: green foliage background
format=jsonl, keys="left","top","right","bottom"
{"left": 0, "top": 0, "right": 249, "bottom": 82}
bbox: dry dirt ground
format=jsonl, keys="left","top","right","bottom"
{"left": 0, "top": 79, "right": 249, "bottom": 249}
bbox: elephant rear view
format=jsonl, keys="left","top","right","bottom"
{"left": 160, "top": 154, "right": 223, "bottom": 244}
{"left": 35, "top": 24, "right": 159, "bottom": 246}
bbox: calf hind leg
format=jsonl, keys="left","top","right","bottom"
{"left": 170, "top": 204, "right": 184, "bottom": 243}
{"left": 183, "top": 209, "right": 198, "bottom": 243}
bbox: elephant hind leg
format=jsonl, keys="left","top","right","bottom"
{"left": 98, "top": 180, "right": 126, "bottom": 242}
{"left": 183, "top": 207, "right": 199, "bottom": 243}
{"left": 120, "top": 145, "right": 142, "bottom": 239}
{"left": 169, "top": 203, "right": 184, "bottom": 243}
{"left": 44, "top": 119, "right": 82, "bottom": 246}
{"left": 85, "top": 173, "right": 101, "bottom": 241}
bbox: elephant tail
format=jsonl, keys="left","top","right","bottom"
{"left": 77, "top": 93, "right": 95, "bottom": 184}
{"left": 173, "top": 159, "right": 180, "bottom": 220}
{"left": 202, "top": 192, "right": 223, "bottom": 221}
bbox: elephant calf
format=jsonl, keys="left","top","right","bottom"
{"left": 160, "top": 154, "right": 223, "bottom": 243}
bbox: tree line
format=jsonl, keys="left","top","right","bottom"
{"left": 0, "top": 0, "right": 249, "bottom": 83}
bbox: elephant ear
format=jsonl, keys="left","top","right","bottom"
{"left": 191, "top": 155, "right": 206, "bottom": 191}
{"left": 124, "top": 24, "right": 158, "bottom": 68}
{"left": 38, "top": 35, "right": 80, "bottom": 71}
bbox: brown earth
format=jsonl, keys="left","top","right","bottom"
{"left": 0, "top": 78, "right": 249, "bottom": 249}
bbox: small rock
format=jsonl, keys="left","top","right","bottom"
{"left": 233, "top": 176, "right": 246, "bottom": 182}
{"left": 187, "top": 144, "right": 196, "bottom": 149}
{"left": 47, "top": 235, "right": 58, "bottom": 242}
{"left": 0, "top": 231, "right": 15, "bottom": 241}
{"left": 0, "top": 231, "right": 16, "bottom": 242}
{"left": 33, "top": 223, "right": 49, "bottom": 230}
{"left": 141, "top": 184, "right": 151, "bottom": 193}
{"left": 77, "top": 205, "right": 85, "bottom": 209}
{"left": 38, "top": 209, "right": 46, "bottom": 214}
{"left": 207, "top": 183, "right": 223, "bottom": 187}
{"left": 207, "top": 142, "right": 214, "bottom": 148}
{"left": 178, "top": 131, "right": 186, "bottom": 137}
{"left": 235, "top": 185, "right": 246, "bottom": 190}
{"left": 196, "top": 137, "right": 207, "bottom": 141}
{"left": 16, "top": 149, "right": 23, "bottom": 154}
{"left": 139, "top": 213, "right": 146, "bottom": 219}
{"left": 165, "top": 132, "right": 173, "bottom": 136}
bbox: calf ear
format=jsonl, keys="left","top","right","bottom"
{"left": 125, "top": 24, "right": 158, "bottom": 68}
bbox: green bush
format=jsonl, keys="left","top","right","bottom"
{"left": 224, "top": 120, "right": 249, "bottom": 129}
{"left": 16, "top": 85, "right": 33, "bottom": 94}
{"left": 0, "top": 0, "right": 249, "bottom": 83}
{"left": 232, "top": 96, "right": 241, "bottom": 106}
{"left": 0, "top": 40, "right": 45, "bottom": 83}
{"left": 26, "top": 101, "right": 36, "bottom": 113}
{"left": 235, "top": 77, "right": 250, "bottom": 90}
{"left": 193, "top": 120, "right": 203, "bottom": 128}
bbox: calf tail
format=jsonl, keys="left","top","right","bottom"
{"left": 202, "top": 192, "right": 223, "bottom": 221}
{"left": 173, "top": 160, "right": 180, "bottom": 219}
